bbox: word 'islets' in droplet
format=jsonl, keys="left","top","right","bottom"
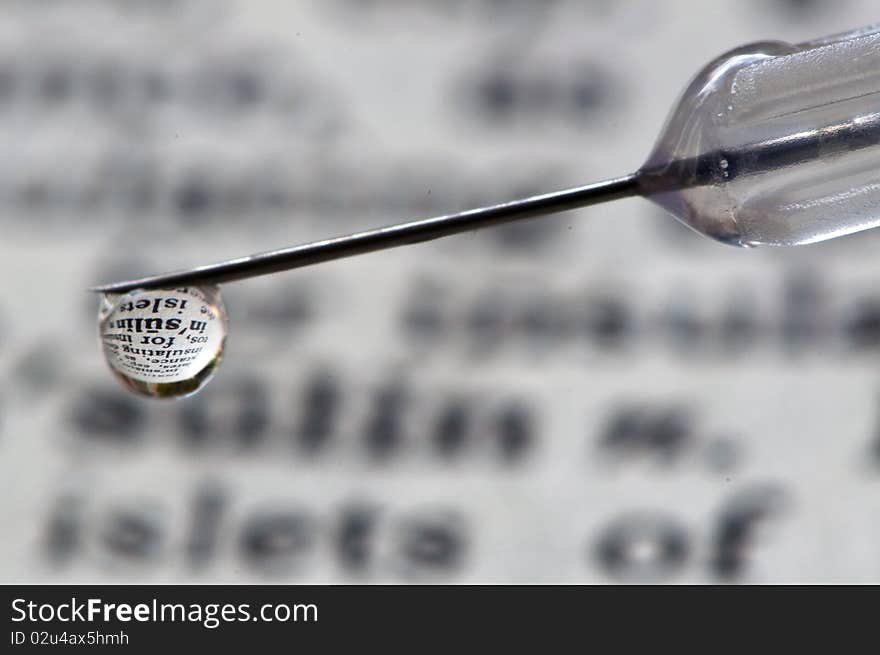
{"left": 98, "top": 286, "right": 227, "bottom": 399}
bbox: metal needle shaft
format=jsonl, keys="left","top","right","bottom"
{"left": 91, "top": 173, "right": 641, "bottom": 293}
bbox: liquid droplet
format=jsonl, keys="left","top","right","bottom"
{"left": 98, "top": 286, "right": 227, "bottom": 399}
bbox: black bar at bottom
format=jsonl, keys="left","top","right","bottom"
{"left": 0, "top": 584, "right": 873, "bottom": 650}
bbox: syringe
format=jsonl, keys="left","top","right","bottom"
{"left": 94, "top": 24, "right": 880, "bottom": 293}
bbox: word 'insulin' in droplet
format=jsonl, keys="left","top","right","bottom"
{"left": 98, "top": 286, "right": 227, "bottom": 399}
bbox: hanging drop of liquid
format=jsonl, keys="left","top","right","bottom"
{"left": 98, "top": 286, "right": 227, "bottom": 399}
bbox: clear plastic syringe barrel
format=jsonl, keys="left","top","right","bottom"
{"left": 639, "top": 26, "right": 880, "bottom": 246}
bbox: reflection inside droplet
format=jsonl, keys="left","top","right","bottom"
{"left": 98, "top": 286, "right": 227, "bottom": 399}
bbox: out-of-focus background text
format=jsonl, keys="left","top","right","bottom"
{"left": 2, "top": 0, "right": 880, "bottom": 583}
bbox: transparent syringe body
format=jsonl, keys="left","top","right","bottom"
{"left": 639, "top": 26, "right": 880, "bottom": 246}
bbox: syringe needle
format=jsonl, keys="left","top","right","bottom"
{"left": 90, "top": 173, "right": 641, "bottom": 293}
{"left": 93, "top": 24, "right": 880, "bottom": 401}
